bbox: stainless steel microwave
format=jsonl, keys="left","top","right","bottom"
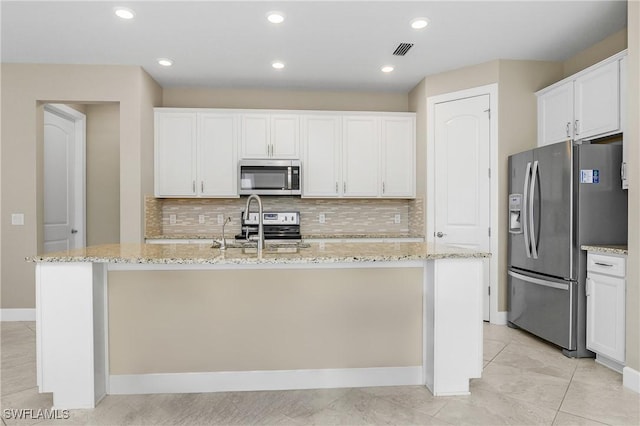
{"left": 238, "top": 160, "right": 301, "bottom": 195}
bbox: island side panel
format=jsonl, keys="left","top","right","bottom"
{"left": 107, "top": 267, "right": 423, "bottom": 391}
{"left": 36, "top": 262, "right": 106, "bottom": 409}
{"left": 425, "top": 258, "right": 484, "bottom": 396}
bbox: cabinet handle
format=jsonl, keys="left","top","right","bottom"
{"left": 201, "top": 181, "right": 204, "bottom": 192}
{"left": 192, "top": 181, "right": 196, "bottom": 193}
{"left": 383, "top": 182, "right": 385, "bottom": 194}
{"left": 566, "top": 122, "right": 571, "bottom": 138}
{"left": 594, "top": 262, "right": 613, "bottom": 267}
{"left": 335, "top": 182, "right": 338, "bottom": 193}
{"left": 343, "top": 182, "right": 346, "bottom": 193}
{"left": 574, "top": 120, "right": 579, "bottom": 136}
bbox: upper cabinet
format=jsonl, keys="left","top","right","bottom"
{"left": 240, "top": 113, "right": 299, "bottom": 159}
{"left": 537, "top": 51, "right": 626, "bottom": 147}
{"left": 155, "top": 110, "right": 238, "bottom": 198}
{"left": 302, "top": 113, "right": 415, "bottom": 199}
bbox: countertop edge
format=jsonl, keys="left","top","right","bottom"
{"left": 581, "top": 245, "right": 628, "bottom": 255}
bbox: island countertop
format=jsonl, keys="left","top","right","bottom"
{"left": 29, "top": 241, "right": 490, "bottom": 265}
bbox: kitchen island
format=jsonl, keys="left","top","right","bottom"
{"left": 31, "top": 241, "right": 489, "bottom": 409}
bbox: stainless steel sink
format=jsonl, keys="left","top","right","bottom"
{"left": 212, "top": 240, "right": 310, "bottom": 253}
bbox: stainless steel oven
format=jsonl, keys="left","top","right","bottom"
{"left": 238, "top": 160, "right": 301, "bottom": 195}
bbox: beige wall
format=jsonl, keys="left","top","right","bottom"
{"left": 108, "top": 268, "right": 423, "bottom": 374}
{"left": 625, "top": 0, "right": 639, "bottom": 374}
{"left": 0, "top": 64, "right": 161, "bottom": 309}
{"left": 163, "top": 87, "right": 409, "bottom": 112}
{"left": 563, "top": 28, "right": 628, "bottom": 77}
{"left": 86, "top": 103, "right": 120, "bottom": 245}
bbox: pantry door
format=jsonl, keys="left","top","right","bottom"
{"left": 429, "top": 91, "right": 493, "bottom": 321}
{"left": 43, "top": 105, "right": 86, "bottom": 252}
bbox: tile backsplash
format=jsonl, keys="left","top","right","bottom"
{"left": 145, "top": 196, "right": 424, "bottom": 238}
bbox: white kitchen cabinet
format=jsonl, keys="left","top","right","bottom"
{"left": 342, "top": 116, "right": 380, "bottom": 197}
{"left": 537, "top": 51, "right": 625, "bottom": 147}
{"left": 155, "top": 112, "right": 197, "bottom": 196}
{"left": 586, "top": 252, "right": 626, "bottom": 372}
{"left": 302, "top": 115, "right": 342, "bottom": 197}
{"left": 155, "top": 110, "right": 238, "bottom": 198}
{"left": 303, "top": 114, "right": 415, "bottom": 199}
{"left": 240, "top": 113, "right": 299, "bottom": 159}
{"left": 198, "top": 113, "right": 238, "bottom": 197}
{"left": 574, "top": 60, "right": 620, "bottom": 140}
{"left": 381, "top": 116, "right": 416, "bottom": 197}
{"left": 620, "top": 56, "right": 628, "bottom": 189}
{"left": 538, "top": 82, "right": 574, "bottom": 146}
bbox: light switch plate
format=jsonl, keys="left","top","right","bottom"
{"left": 11, "top": 213, "right": 24, "bottom": 225}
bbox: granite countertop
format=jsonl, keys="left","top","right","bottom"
{"left": 145, "top": 234, "right": 425, "bottom": 240}
{"left": 29, "top": 241, "right": 489, "bottom": 265}
{"left": 581, "top": 244, "right": 628, "bottom": 255}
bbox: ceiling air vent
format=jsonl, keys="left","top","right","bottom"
{"left": 393, "top": 43, "right": 414, "bottom": 56}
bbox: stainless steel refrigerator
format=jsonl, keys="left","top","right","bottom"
{"left": 507, "top": 140, "right": 627, "bottom": 357}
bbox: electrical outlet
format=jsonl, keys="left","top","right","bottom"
{"left": 394, "top": 214, "right": 401, "bottom": 224}
{"left": 319, "top": 213, "right": 326, "bottom": 224}
{"left": 217, "top": 214, "right": 224, "bottom": 225}
{"left": 198, "top": 214, "right": 205, "bottom": 224}
{"left": 11, "top": 213, "right": 24, "bottom": 225}
{"left": 169, "top": 214, "right": 177, "bottom": 225}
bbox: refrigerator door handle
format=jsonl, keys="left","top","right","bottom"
{"left": 530, "top": 160, "right": 539, "bottom": 259}
{"left": 523, "top": 162, "right": 532, "bottom": 258}
{"left": 508, "top": 271, "right": 569, "bottom": 291}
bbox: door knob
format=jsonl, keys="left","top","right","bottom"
{"left": 71, "top": 229, "right": 78, "bottom": 234}
{"left": 436, "top": 231, "right": 446, "bottom": 238}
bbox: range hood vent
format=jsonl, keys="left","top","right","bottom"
{"left": 393, "top": 43, "right": 414, "bottom": 56}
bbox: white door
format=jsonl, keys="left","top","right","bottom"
{"left": 44, "top": 109, "right": 79, "bottom": 252}
{"left": 434, "top": 95, "right": 490, "bottom": 319}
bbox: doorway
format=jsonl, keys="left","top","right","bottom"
{"left": 43, "top": 104, "right": 86, "bottom": 252}
{"left": 427, "top": 84, "right": 500, "bottom": 323}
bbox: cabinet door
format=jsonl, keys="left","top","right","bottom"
{"left": 342, "top": 116, "right": 379, "bottom": 197}
{"left": 302, "top": 116, "right": 341, "bottom": 197}
{"left": 271, "top": 114, "right": 300, "bottom": 159}
{"left": 197, "top": 113, "right": 238, "bottom": 197}
{"left": 574, "top": 60, "right": 620, "bottom": 140}
{"left": 537, "top": 82, "right": 574, "bottom": 146}
{"left": 620, "top": 56, "right": 628, "bottom": 189}
{"left": 381, "top": 116, "right": 415, "bottom": 197}
{"left": 241, "top": 114, "right": 270, "bottom": 159}
{"left": 155, "top": 112, "right": 197, "bottom": 196}
{"left": 586, "top": 272, "right": 625, "bottom": 363}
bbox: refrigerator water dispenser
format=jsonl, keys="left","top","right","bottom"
{"left": 509, "top": 194, "right": 523, "bottom": 234}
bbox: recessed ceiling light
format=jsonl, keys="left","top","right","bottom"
{"left": 157, "top": 58, "right": 173, "bottom": 67}
{"left": 411, "top": 18, "right": 429, "bottom": 30}
{"left": 267, "top": 12, "right": 285, "bottom": 24}
{"left": 381, "top": 65, "right": 394, "bottom": 73}
{"left": 272, "top": 61, "right": 285, "bottom": 70}
{"left": 114, "top": 7, "right": 135, "bottom": 20}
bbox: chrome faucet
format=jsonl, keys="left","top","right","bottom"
{"left": 243, "top": 194, "right": 264, "bottom": 256}
{"left": 219, "top": 216, "right": 231, "bottom": 250}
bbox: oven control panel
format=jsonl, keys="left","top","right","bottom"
{"left": 242, "top": 211, "right": 300, "bottom": 225}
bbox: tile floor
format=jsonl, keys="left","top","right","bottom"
{"left": 1, "top": 321, "right": 638, "bottom": 425}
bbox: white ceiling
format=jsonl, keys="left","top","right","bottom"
{"left": 1, "top": 0, "right": 628, "bottom": 92}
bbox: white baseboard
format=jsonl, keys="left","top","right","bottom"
{"left": 109, "top": 366, "right": 423, "bottom": 395}
{"left": 491, "top": 311, "right": 507, "bottom": 325}
{"left": 0, "top": 308, "right": 36, "bottom": 321}
{"left": 623, "top": 366, "right": 640, "bottom": 393}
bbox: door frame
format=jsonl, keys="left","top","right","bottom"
{"left": 44, "top": 103, "right": 87, "bottom": 249}
{"left": 426, "top": 84, "right": 502, "bottom": 324}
